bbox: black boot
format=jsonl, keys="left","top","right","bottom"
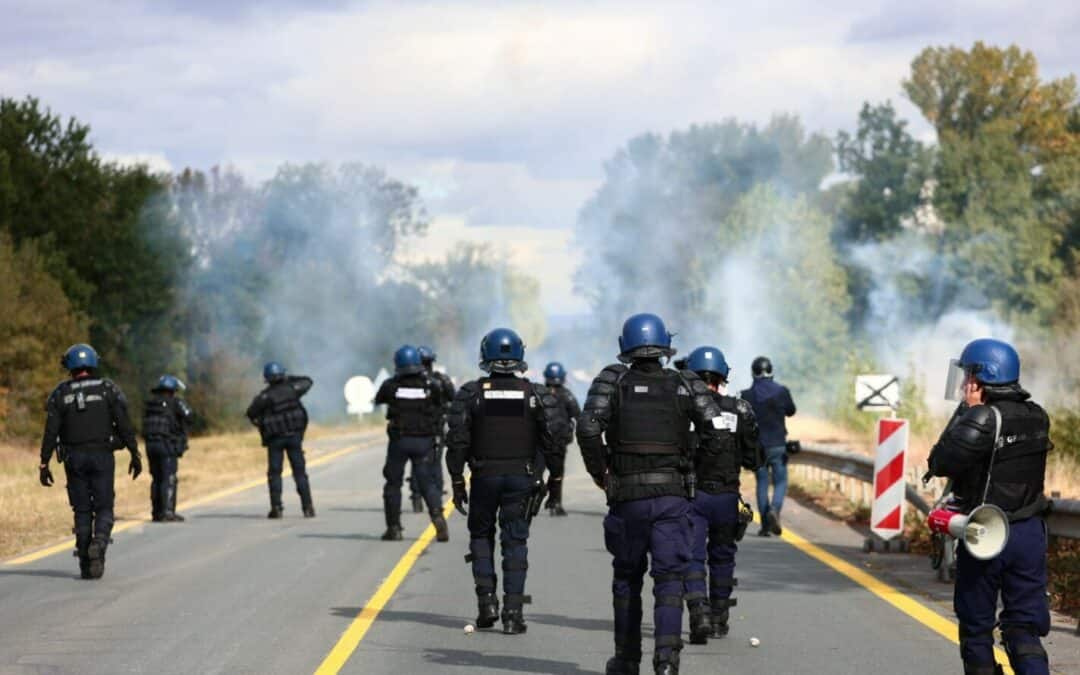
{"left": 687, "top": 601, "right": 710, "bottom": 645}
{"left": 151, "top": 479, "right": 165, "bottom": 522}
{"left": 74, "top": 536, "right": 92, "bottom": 579}
{"left": 547, "top": 480, "right": 567, "bottom": 516}
{"left": 299, "top": 485, "right": 315, "bottom": 518}
{"left": 431, "top": 514, "right": 449, "bottom": 542}
{"left": 268, "top": 505, "right": 284, "bottom": 519}
{"left": 605, "top": 652, "right": 641, "bottom": 675}
{"left": 501, "top": 594, "right": 529, "bottom": 634}
{"left": 476, "top": 593, "right": 500, "bottom": 629}
{"left": 758, "top": 511, "right": 771, "bottom": 537}
{"left": 382, "top": 498, "right": 403, "bottom": 540}
{"left": 86, "top": 537, "right": 107, "bottom": 580}
{"left": 652, "top": 651, "right": 679, "bottom": 675}
{"left": 711, "top": 598, "right": 735, "bottom": 638}
{"left": 164, "top": 476, "right": 185, "bottom": 522}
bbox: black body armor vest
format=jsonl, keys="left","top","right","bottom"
{"left": 955, "top": 399, "right": 1049, "bottom": 519}
{"left": 143, "top": 397, "right": 179, "bottom": 439}
{"left": 259, "top": 383, "right": 308, "bottom": 438}
{"left": 471, "top": 377, "right": 537, "bottom": 465}
{"left": 610, "top": 369, "right": 685, "bottom": 456}
{"left": 695, "top": 393, "right": 740, "bottom": 484}
{"left": 57, "top": 379, "right": 118, "bottom": 449}
{"left": 387, "top": 375, "right": 440, "bottom": 437}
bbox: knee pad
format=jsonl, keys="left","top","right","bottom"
{"left": 1002, "top": 625, "right": 1048, "bottom": 665}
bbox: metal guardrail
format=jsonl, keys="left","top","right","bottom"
{"left": 792, "top": 442, "right": 1080, "bottom": 633}
{"left": 793, "top": 442, "right": 1078, "bottom": 540}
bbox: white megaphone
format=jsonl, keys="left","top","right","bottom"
{"left": 927, "top": 504, "right": 1010, "bottom": 560}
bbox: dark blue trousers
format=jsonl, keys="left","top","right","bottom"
{"left": 63, "top": 449, "right": 115, "bottom": 554}
{"left": 955, "top": 516, "right": 1050, "bottom": 674}
{"left": 383, "top": 436, "right": 441, "bottom": 521}
{"left": 267, "top": 435, "right": 311, "bottom": 509}
{"left": 685, "top": 490, "right": 739, "bottom": 615}
{"left": 604, "top": 495, "right": 692, "bottom": 661}
{"left": 467, "top": 474, "right": 532, "bottom": 605}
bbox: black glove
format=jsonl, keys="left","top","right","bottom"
{"left": 39, "top": 464, "right": 54, "bottom": 487}
{"left": 128, "top": 450, "right": 142, "bottom": 480}
{"left": 452, "top": 478, "right": 468, "bottom": 516}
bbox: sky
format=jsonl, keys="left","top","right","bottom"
{"left": 2, "top": 0, "right": 1078, "bottom": 313}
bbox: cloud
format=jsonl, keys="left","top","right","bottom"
{"left": 1, "top": 0, "right": 1077, "bottom": 317}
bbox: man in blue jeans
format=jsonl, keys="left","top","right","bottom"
{"left": 740, "top": 356, "right": 796, "bottom": 537}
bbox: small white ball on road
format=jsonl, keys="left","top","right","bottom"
{"left": 464, "top": 624, "right": 475, "bottom": 635}
{"left": 749, "top": 637, "right": 761, "bottom": 647}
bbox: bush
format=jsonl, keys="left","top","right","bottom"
{"left": 1050, "top": 409, "right": 1080, "bottom": 465}
{"left": 0, "top": 234, "right": 89, "bottom": 437}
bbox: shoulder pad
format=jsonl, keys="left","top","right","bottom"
{"left": 961, "top": 404, "right": 997, "bottom": 428}
{"left": 596, "top": 364, "right": 629, "bottom": 384}
{"left": 734, "top": 397, "right": 753, "bottom": 415}
{"left": 675, "top": 369, "right": 710, "bottom": 396}
{"left": 457, "top": 380, "right": 482, "bottom": 396}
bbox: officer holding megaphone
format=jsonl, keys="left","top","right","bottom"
{"left": 925, "top": 338, "right": 1052, "bottom": 675}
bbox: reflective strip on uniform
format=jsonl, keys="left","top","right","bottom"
{"left": 483, "top": 390, "right": 525, "bottom": 400}
{"left": 395, "top": 388, "right": 428, "bottom": 400}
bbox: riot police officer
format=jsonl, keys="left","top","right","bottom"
{"left": 406, "top": 345, "right": 455, "bottom": 512}
{"left": 38, "top": 344, "right": 142, "bottom": 579}
{"left": 740, "top": 355, "right": 796, "bottom": 536}
{"left": 680, "top": 346, "right": 761, "bottom": 644}
{"left": 143, "top": 374, "right": 193, "bottom": 522}
{"left": 374, "top": 345, "right": 450, "bottom": 542}
{"left": 542, "top": 361, "right": 580, "bottom": 516}
{"left": 926, "top": 339, "right": 1051, "bottom": 675}
{"left": 578, "top": 314, "right": 729, "bottom": 675}
{"left": 246, "top": 362, "right": 315, "bottom": 519}
{"left": 447, "top": 328, "right": 569, "bottom": 635}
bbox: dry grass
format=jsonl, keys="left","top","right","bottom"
{"left": 0, "top": 423, "right": 376, "bottom": 560}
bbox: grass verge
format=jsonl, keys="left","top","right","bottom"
{"left": 0, "top": 423, "right": 377, "bottom": 561}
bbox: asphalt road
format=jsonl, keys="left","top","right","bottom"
{"left": 1, "top": 432, "right": 1076, "bottom": 674}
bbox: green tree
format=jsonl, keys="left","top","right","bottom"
{"left": 835, "top": 101, "right": 933, "bottom": 243}
{"left": 0, "top": 234, "right": 89, "bottom": 437}
{"left": 903, "top": 43, "right": 1080, "bottom": 321}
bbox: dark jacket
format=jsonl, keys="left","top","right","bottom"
{"left": 40, "top": 376, "right": 138, "bottom": 463}
{"left": 576, "top": 359, "right": 725, "bottom": 501}
{"left": 740, "top": 378, "right": 796, "bottom": 448}
{"left": 446, "top": 373, "right": 570, "bottom": 479}
{"left": 927, "top": 386, "right": 1050, "bottom": 520}
{"left": 246, "top": 376, "right": 313, "bottom": 445}
{"left": 142, "top": 393, "right": 194, "bottom": 456}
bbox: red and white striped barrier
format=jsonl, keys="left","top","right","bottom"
{"left": 871, "top": 418, "right": 909, "bottom": 540}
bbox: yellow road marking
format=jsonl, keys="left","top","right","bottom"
{"left": 776, "top": 521, "right": 1014, "bottom": 673}
{"left": 5, "top": 442, "right": 368, "bottom": 566}
{"left": 314, "top": 497, "right": 457, "bottom": 675}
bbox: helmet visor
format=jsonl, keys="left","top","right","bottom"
{"left": 944, "top": 359, "right": 967, "bottom": 401}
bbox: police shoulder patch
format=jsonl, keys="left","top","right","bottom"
{"left": 712, "top": 412, "right": 739, "bottom": 432}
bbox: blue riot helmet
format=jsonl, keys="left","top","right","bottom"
{"left": 617, "top": 313, "right": 675, "bottom": 363}
{"left": 686, "top": 346, "right": 731, "bottom": 383}
{"left": 417, "top": 345, "right": 437, "bottom": 365}
{"left": 479, "top": 328, "right": 527, "bottom": 373}
{"left": 263, "top": 361, "right": 287, "bottom": 383}
{"left": 394, "top": 345, "right": 425, "bottom": 375}
{"left": 945, "top": 338, "right": 1021, "bottom": 400}
{"left": 544, "top": 362, "right": 566, "bottom": 385}
{"left": 62, "top": 344, "right": 99, "bottom": 372}
{"left": 154, "top": 374, "right": 186, "bottom": 393}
